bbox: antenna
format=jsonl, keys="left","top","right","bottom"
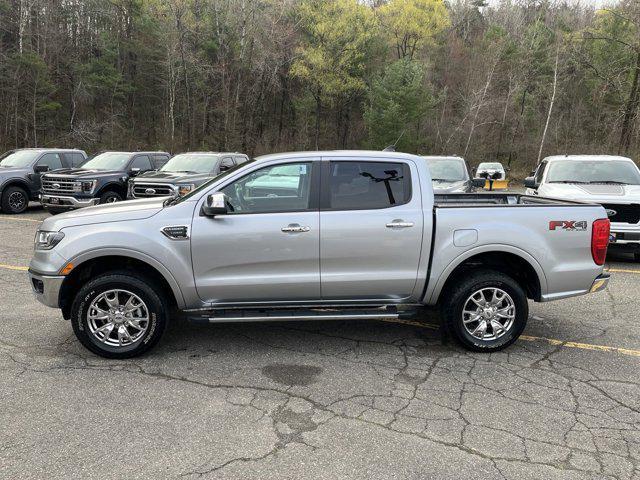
{"left": 383, "top": 130, "right": 406, "bottom": 152}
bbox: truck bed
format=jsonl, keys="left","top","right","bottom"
{"left": 433, "top": 193, "right": 590, "bottom": 207}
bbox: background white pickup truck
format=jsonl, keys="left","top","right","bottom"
{"left": 525, "top": 155, "right": 640, "bottom": 261}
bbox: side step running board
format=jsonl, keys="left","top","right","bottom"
{"left": 186, "top": 307, "right": 399, "bottom": 324}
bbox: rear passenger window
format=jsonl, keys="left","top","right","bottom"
{"left": 235, "top": 155, "right": 249, "bottom": 165}
{"left": 152, "top": 155, "right": 169, "bottom": 169}
{"left": 131, "top": 155, "right": 152, "bottom": 171}
{"left": 329, "top": 161, "right": 410, "bottom": 210}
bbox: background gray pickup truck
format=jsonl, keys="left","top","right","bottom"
{"left": 28, "top": 151, "right": 611, "bottom": 358}
{"left": 0, "top": 148, "right": 87, "bottom": 213}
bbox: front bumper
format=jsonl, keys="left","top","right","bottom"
{"left": 589, "top": 273, "right": 610, "bottom": 294}
{"left": 40, "top": 194, "right": 99, "bottom": 210}
{"left": 28, "top": 269, "right": 64, "bottom": 308}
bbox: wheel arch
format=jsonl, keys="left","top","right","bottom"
{"left": 0, "top": 178, "right": 31, "bottom": 196}
{"left": 96, "top": 181, "right": 127, "bottom": 198}
{"left": 426, "top": 245, "right": 547, "bottom": 305}
{"left": 58, "top": 249, "right": 186, "bottom": 319}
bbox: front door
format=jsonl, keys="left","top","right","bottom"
{"left": 191, "top": 160, "right": 320, "bottom": 304}
{"left": 319, "top": 158, "right": 424, "bottom": 300}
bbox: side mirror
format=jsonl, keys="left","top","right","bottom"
{"left": 202, "top": 192, "right": 228, "bottom": 216}
{"left": 129, "top": 167, "right": 141, "bottom": 177}
{"left": 34, "top": 165, "right": 49, "bottom": 173}
{"left": 219, "top": 164, "right": 231, "bottom": 172}
{"left": 524, "top": 176, "right": 538, "bottom": 189}
{"left": 472, "top": 178, "right": 486, "bottom": 188}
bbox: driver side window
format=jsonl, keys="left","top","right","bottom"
{"left": 535, "top": 162, "right": 547, "bottom": 184}
{"left": 220, "top": 162, "right": 312, "bottom": 214}
{"left": 37, "top": 153, "right": 63, "bottom": 171}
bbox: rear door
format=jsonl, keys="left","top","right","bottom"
{"left": 319, "top": 157, "right": 424, "bottom": 300}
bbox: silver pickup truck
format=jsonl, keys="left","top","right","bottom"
{"left": 29, "top": 151, "right": 611, "bottom": 358}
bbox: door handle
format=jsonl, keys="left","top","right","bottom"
{"left": 386, "top": 220, "right": 414, "bottom": 229}
{"left": 281, "top": 224, "right": 311, "bottom": 233}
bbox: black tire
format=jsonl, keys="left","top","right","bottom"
{"left": 46, "top": 208, "right": 66, "bottom": 215}
{"left": 1, "top": 185, "right": 29, "bottom": 214}
{"left": 71, "top": 272, "right": 169, "bottom": 359}
{"left": 441, "top": 270, "right": 528, "bottom": 352}
{"left": 99, "top": 190, "right": 122, "bottom": 204}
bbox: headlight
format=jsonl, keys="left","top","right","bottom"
{"left": 73, "top": 180, "right": 96, "bottom": 193}
{"left": 34, "top": 230, "right": 65, "bottom": 250}
{"left": 177, "top": 184, "right": 195, "bottom": 196}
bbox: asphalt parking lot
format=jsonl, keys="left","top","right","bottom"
{"left": 1, "top": 205, "right": 640, "bottom": 480}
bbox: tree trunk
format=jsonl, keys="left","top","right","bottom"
{"left": 538, "top": 44, "right": 560, "bottom": 164}
{"left": 314, "top": 93, "right": 321, "bottom": 151}
{"left": 619, "top": 48, "right": 640, "bottom": 154}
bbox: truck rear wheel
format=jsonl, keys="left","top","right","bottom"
{"left": 441, "top": 270, "right": 528, "bottom": 352}
{"left": 70, "top": 272, "right": 168, "bottom": 358}
{"left": 1, "top": 185, "right": 29, "bottom": 214}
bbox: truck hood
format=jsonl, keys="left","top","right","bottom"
{"left": 43, "top": 168, "right": 125, "bottom": 180}
{"left": 39, "top": 197, "right": 165, "bottom": 231}
{"left": 538, "top": 183, "right": 640, "bottom": 203}
{"left": 432, "top": 180, "right": 470, "bottom": 193}
{"left": 133, "top": 170, "right": 212, "bottom": 184}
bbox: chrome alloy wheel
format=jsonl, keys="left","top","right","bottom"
{"left": 87, "top": 289, "right": 149, "bottom": 347}
{"left": 8, "top": 191, "right": 26, "bottom": 211}
{"left": 462, "top": 287, "right": 515, "bottom": 341}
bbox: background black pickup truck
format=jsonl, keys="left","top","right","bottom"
{"left": 40, "top": 151, "right": 169, "bottom": 214}
{"left": 0, "top": 148, "right": 87, "bottom": 214}
{"left": 129, "top": 152, "right": 249, "bottom": 198}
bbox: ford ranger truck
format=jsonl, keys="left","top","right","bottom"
{"left": 525, "top": 155, "right": 640, "bottom": 261}
{"left": 0, "top": 148, "right": 87, "bottom": 214}
{"left": 422, "top": 156, "right": 485, "bottom": 193}
{"left": 129, "top": 152, "right": 249, "bottom": 199}
{"left": 40, "top": 151, "right": 170, "bottom": 214}
{"left": 28, "top": 150, "right": 611, "bottom": 359}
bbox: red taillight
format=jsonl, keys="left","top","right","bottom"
{"left": 591, "top": 218, "right": 610, "bottom": 265}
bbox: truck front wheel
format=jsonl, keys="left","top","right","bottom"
{"left": 99, "top": 191, "right": 122, "bottom": 204}
{"left": 441, "top": 270, "right": 528, "bottom": 352}
{"left": 70, "top": 272, "right": 169, "bottom": 358}
{"left": 1, "top": 185, "right": 29, "bottom": 214}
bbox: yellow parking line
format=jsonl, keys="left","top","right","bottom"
{"left": 0, "top": 216, "right": 41, "bottom": 223}
{"left": 0, "top": 263, "right": 28, "bottom": 271}
{"left": 382, "top": 319, "right": 640, "bottom": 358}
{"left": 520, "top": 335, "right": 640, "bottom": 357}
{"left": 606, "top": 268, "right": 640, "bottom": 274}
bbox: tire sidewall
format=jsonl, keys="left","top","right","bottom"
{"left": 99, "top": 191, "right": 122, "bottom": 204}
{"left": 71, "top": 274, "right": 167, "bottom": 358}
{"left": 447, "top": 273, "right": 528, "bottom": 351}
{"left": 2, "top": 186, "right": 28, "bottom": 214}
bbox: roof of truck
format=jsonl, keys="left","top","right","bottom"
{"left": 11, "top": 148, "right": 85, "bottom": 152}
{"left": 256, "top": 150, "right": 423, "bottom": 163}
{"left": 543, "top": 155, "right": 634, "bottom": 163}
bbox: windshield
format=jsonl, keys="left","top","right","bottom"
{"left": 81, "top": 152, "right": 131, "bottom": 171}
{"left": 425, "top": 158, "right": 468, "bottom": 182}
{"left": 171, "top": 158, "right": 256, "bottom": 205}
{"left": 0, "top": 150, "right": 39, "bottom": 168}
{"left": 478, "top": 163, "right": 502, "bottom": 170}
{"left": 161, "top": 154, "right": 219, "bottom": 174}
{"left": 546, "top": 160, "right": 640, "bottom": 185}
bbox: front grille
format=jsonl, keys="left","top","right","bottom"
{"left": 42, "top": 177, "right": 75, "bottom": 195}
{"left": 601, "top": 203, "right": 640, "bottom": 224}
{"left": 133, "top": 183, "right": 175, "bottom": 198}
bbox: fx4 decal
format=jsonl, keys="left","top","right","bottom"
{"left": 549, "top": 220, "right": 587, "bottom": 231}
